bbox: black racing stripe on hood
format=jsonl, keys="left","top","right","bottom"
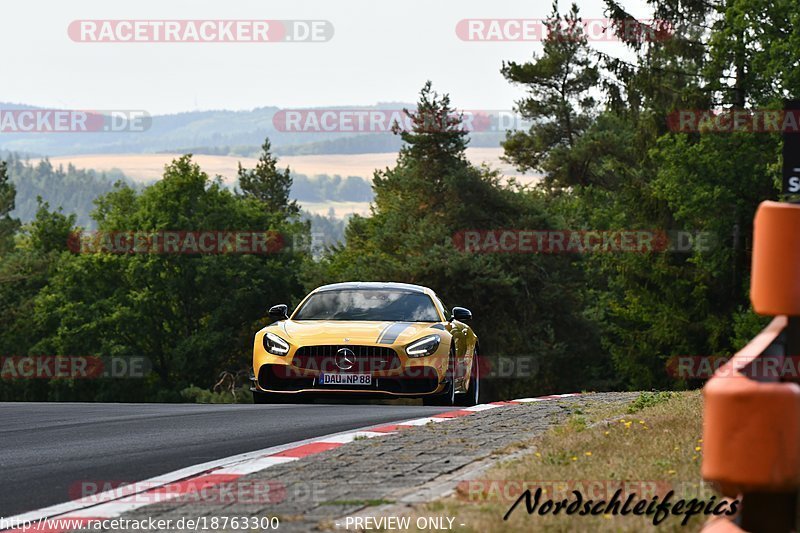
{"left": 376, "top": 323, "right": 393, "bottom": 343}
{"left": 377, "top": 322, "right": 413, "bottom": 344}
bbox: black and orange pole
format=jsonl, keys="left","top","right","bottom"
{"left": 702, "top": 101, "right": 800, "bottom": 532}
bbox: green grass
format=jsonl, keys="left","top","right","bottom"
{"left": 627, "top": 391, "right": 675, "bottom": 413}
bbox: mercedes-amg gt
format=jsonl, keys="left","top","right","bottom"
{"left": 250, "top": 282, "right": 479, "bottom": 406}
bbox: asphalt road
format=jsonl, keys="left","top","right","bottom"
{"left": 0, "top": 402, "right": 451, "bottom": 517}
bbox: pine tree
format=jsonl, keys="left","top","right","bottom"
{"left": 237, "top": 139, "right": 300, "bottom": 219}
{"left": 375, "top": 81, "right": 473, "bottom": 215}
{"left": 392, "top": 80, "right": 469, "bottom": 167}
{"left": 501, "top": 2, "right": 599, "bottom": 187}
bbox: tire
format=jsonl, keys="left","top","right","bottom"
{"left": 455, "top": 349, "right": 480, "bottom": 407}
{"left": 423, "top": 348, "right": 456, "bottom": 407}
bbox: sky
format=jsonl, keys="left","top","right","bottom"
{"left": 2, "top": 0, "right": 651, "bottom": 115}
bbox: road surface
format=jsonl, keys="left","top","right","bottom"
{"left": 0, "top": 402, "right": 451, "bottom": 517}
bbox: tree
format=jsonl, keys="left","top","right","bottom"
{"left": 538, "top": 0, "right": 791, "bottom": 388}
{"left": 28, "top": 200, "right": 76, "bottom": 253}
{"left": 29, "top": 155, "right": 308, "bottom": 401}
{"left": 316, "top": 82, "right": 609, "bottom": 398}
{"left": 237, "top": 139, "right": 300, "bottom": 219}
{"left": 2, "top": 154, "right": 126, "bottom": 229}
{"left": 0, "top": 200, "right": 77, "bottom": 401}
{"left": 0, "top": 160, "right": 20, "bottom": 253}
{"left": 489, "top": 0, "right": 795, "bottom": 389}
{"left": 501, "top": 2, "right": 599, "bottom": 187}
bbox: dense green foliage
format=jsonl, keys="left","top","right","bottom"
{"left": 2, "top": 152, "right": 363, "bottom": 253}
{"left": 0, "top": 160, "right": 19, "bottom": 253}
{"left": 5, "top": 153, "right": 129, "bottom": 228}
{"left": 5, "top": 151, "right": 371, "bottom": 223}
{"left": 0, "top": 0, "right": 793, "bottom": 401}
{"left": 0, "top": 152, "right": 308, "bottom": 401}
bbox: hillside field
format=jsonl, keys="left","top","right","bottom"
{"left": 47, "top": 147, "right": 541, "bottom": 185}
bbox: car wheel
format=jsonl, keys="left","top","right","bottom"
{"left": 423, "top": 348, "right": 456, "bottom": 407}
{"left": 455, "top": 349, "right": 480, "bottom": 407}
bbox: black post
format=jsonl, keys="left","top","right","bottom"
{"left": 741, "top": 98, "right": 800, "bottom": 530}
{"left": 782, "top": 100, "right": 800, "bottom": 196}
{"left": 738, "top": 316, "right": 800, "bottom": 530}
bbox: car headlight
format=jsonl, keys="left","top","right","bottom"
{"left": 405, "top": 335, "right": 441, "bottom": 358}
{"left": 263, "top": 332, "right": 290, "bottom": 355}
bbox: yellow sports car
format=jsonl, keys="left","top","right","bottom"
{"left": 251, "top": 282, "right": 479, "bottom": 406}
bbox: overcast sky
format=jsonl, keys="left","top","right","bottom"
{"left": 3, "top": 0, "right": 651, "bottom": 115}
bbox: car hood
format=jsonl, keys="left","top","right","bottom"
{"left": 275, "top": 320, "right": 442, "bottom": 346}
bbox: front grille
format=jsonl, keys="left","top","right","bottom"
{"left": 292, "top": 345, "right": 400, "bottom": 373}
{"left": 257, "top": 364, "right": 440, "bottom": 395}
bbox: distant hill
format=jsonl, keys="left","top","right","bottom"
{"left": 0, "top": 102, "right": 417, "bottom": 156}
{"left": 0, "top": 103, "right": 511, "bottom": 157}
{"left": 274, "top": 131, "right": 506, "bottom": 156}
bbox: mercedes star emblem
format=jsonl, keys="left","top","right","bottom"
{"left": 335, "top": 347, "right": 355, "bottom": 371}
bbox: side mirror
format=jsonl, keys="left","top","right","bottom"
{"left": 451, "top": 307, "right": 472, "bottom": 322}
{"left": 268, "top": 304, "right": 289, "bottom": 320}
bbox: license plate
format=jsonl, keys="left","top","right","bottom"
{"left": 319, "top": 373, "right": 372, "bottom": 386}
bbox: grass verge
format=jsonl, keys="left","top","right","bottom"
{"left": 408, "top": 391, "right": 716, "bottom": 532}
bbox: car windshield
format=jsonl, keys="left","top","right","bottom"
{"left": 293, "top": 289, "right": 440, "bottom": 322}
